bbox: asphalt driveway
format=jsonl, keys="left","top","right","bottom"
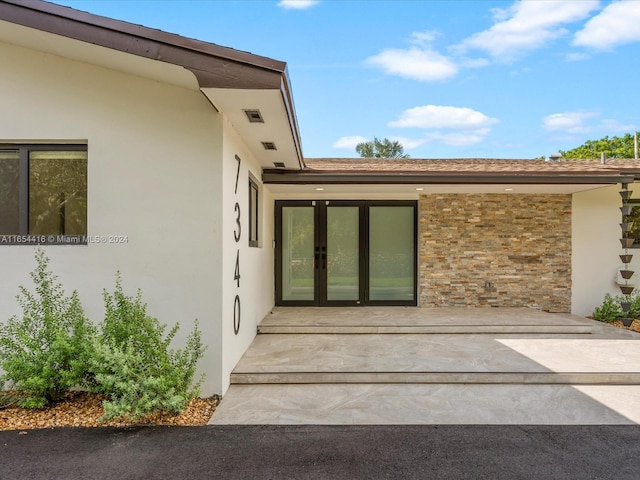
{"left": 1, "top": 425, "right": 639, "bottom": 479}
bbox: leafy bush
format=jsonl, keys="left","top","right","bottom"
{"left": 592, "top": 293, "right": 624, "bottom": 322}
{"left": 626, "top": 291, "right": 640, "bottom": 319}
{"left": 90, "top": 274, "right": 205, "bottom": 421}
{"left": 592, "top": 291, "right": 640, "bottom": 322}
{"left": 0, "top": 378, "right": 23, "bottom": 409}
{"left": 0, "top": 249, "right": 96, "bottom": 408}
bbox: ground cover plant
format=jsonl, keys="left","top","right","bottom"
{"left": 0, "top": 250, "right": 206, "bottom": 422}
{"left": 592, "top": 292, "right": 640, "bottom": 322}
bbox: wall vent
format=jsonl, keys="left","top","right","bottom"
{"left": 262, "top": 141, "right": 277, "bottom": 151}
{"left": 243, "top": 109, "right": 264, "bottom": 123}
{"left": 273, "top": 162, "right": 286, "bottom": 168}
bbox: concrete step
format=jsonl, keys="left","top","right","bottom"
{"left": 231, "top": 372, "right": 640, "bottom": 385}
{"left": 210, "top": 384, "right": 640, "bottom": 425}
{"left": 258, "top": 307, "right": 594, "bottom": 335}
{"left": 258, "top": 324, "right": 592, "bottom": 334}
{"left": 231, "top": 335, "right": 640, "bottom": 386}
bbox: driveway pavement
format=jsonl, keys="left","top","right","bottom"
{"left": 1, "top": 425, "right": 639, "bottom": 479}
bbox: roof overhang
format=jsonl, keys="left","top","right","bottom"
{"left": 262, "top": 171, "right": 637, "bottom": 186}
{"left": 0, "top": 0, "right": 303, "bottom": 169}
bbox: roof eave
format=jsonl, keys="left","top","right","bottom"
{"left": 0, "top": 0, "right": 287, "bottom": 83}
{"left": 262, "top": 171, "right": 637, "bottom": 185}
{"left": 0, "top": 0, "right": 304, "bottom": 167}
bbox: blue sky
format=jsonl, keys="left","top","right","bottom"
{"left": 52, "top": 0, "right": 640, "bottom": 159}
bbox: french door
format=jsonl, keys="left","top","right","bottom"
{"left": 275, "top": 200, "right": 417, "bottom": 306}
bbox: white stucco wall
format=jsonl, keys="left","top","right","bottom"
{"left": 220, "top": 118, "right": 275, "bottom": 394}
{"left": 0, "top": 41, "right": 226, "bottom": 395}
{"left": 572, "top": 184, "right": 640, "bottom": 317}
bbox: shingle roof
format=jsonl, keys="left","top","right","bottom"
{"left": 263, "top": 157, "right": 640, "bottom": 185}
{"left": 303, "top": 158, "right": 640, "bottom": 175}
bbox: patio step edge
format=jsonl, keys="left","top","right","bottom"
{"left": 230, "top": 372, "right": 640, "bottom": 385}
{"left": 257, "top": 325, "right": 593, "bottom": 334}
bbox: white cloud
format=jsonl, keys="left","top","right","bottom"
{"left": 599, "top": 118, "right": 638, "bottom": 133}
{"left": 277, "top": 0, "right": 319, "bottom": 10}
{"left": 387, "top": 106, "right": 498, "bottom": 147}
{"left": 389, "top": 136, "right": 429, "bottom": 150}
{"left": 459, "top": 0, "right": 599, "bottom": 60}
{"left": 574, "top": 1, "right": 640, "bottom": 50}
{"left": 565, "top": 52, "right": 590, "bottom": 62}
{"left": 410, "top": 30, "right": 439, "bottom": 46}
{"left": 332, "top": 136, "right": 368, "bottom": 150}
{"left": 366, "top": 47, "right": 458, "bottom": 82}
{"left": 543, "top": 111, "right": 637, "bottom": 137}
{"left": 542, "top": 111, "right": 598, "bottom": 133}
{"left": 430, "top": 131, "right": 491, "bottom": 147}
{"left": 389, "top": 105, "right": 498, "bottom": 129}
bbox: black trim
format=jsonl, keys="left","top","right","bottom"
{"left": 275, "top": 200, "right": 418, "bottom": 307}
{"left": 248, "top": 176, "right": 259, "bottom": 248}
{"left": 0, "top": 143, "right": 87, "bottom": 245}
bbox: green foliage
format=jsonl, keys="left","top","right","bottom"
{"left": 560, "top": 133, "right": 637, "bottom": 159}
{"left": 0, "top": 249, "right": 95, "bottom": 408}
{"left": 625, "top": 291, "right": 640, "bottom": 319}
{"left": 356, "top": 137, "right": 410, "bottom": 158}
{"left": 592, "top": 293, "right": 622, "bottom": 322}
{"left": 90, "top": 274, "right": 205, "bottom": 421}
{"left": 0, "top": 379, "right": 23, "bottom": 409}
{"left": 591, "top": 291, "right": 640, "bottom": 322}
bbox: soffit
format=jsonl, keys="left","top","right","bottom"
{"left": 267, "top": 183, "right": 610, "bottom": 197}
{"left": 0, "top": 19, "right": 199, "bottom": 89}
{"left": 202, "top": 87, "right": 302, "bottom": 170}
{"left": 0, "top": 1, "right": 303, "bottom": 169}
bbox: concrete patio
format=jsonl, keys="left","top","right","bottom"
{"left": 210, "top": 307, "right": 640, "bottom": 425}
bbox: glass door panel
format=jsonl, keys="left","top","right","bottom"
{"left": 281, "top": 206, "right": 315, "bottom": 302}
{"left": 369, "top": 206, "right": 415, "bottom": 302}
{"left": 326, "top": 206, "right": 360, "bottom": 302}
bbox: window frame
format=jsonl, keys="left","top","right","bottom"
{"left": 0, "top": 143, "right": 88, "bottom": 246}
{"left": 248, "top": 174, "right": 260, "bottom": 248}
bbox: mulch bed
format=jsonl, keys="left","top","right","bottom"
{"left": 0, "top": 391, "right": 218, "bottom": 431}
{"left": 609, "top": 319, "right": 640, "bottom": 334}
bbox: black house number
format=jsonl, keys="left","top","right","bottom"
{"left": 233, "top": 155, "right": 241, "bottom": 335}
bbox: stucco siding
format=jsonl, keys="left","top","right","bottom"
{"left": 220, "top": 117, "right": 275, "bottom": 394}
{"left": 572, "top": 184, "right": 637, "bottom": 317}
{"left": 0, "top": 40, "right": 225, "bottom": 395}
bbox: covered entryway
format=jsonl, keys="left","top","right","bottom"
{"left": 210, "top": 307, "right": 640, "bottom": 424}
{"left": 275, "top": 201, "right": 417, "bottom": 306}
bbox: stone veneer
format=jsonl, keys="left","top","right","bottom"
{"left": 419, "top": 194, "right": 571, "bottom": 312}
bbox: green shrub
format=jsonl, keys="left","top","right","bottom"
{"left": 90, "top": 274, "right": 205, "bottom": 421}
{"left": 626, "top": 291, "right": 640, "bottom": 319}
{"left": 592, "top": 293, "right": 623, "bottom": 322}
{"left": 592, "top": 290, "right": 640, "bottom": 322}
{"left": 0, "top": 378, "right": 23, "bottom": 409}
{"left": 0, "top": 249, "right": 96, "bottom": 408}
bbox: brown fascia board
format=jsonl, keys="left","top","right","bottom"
{"left": 262, "top": 170, "right": 637, "bottom": 185}
{"left": 0, "top": 0, "right": 287, "bottom": 88}
{"left": 0, "top": 0, "right": 304, "bottom": 165}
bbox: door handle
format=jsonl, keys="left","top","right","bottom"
{"left": 314, "top": 246, "right": 320, "bottom": 270}
{"left": 321, "top": 246, "right": 327, "bottom": 269}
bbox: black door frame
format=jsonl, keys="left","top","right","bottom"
{"left": 275, "top": 200, "right": 418, "bottom": 307}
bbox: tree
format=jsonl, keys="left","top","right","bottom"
{"left": 559, "top": 133, "right": 638, "bottom": 159}
{"left": 356, "top": 137, "right": 409, "bottom": 158}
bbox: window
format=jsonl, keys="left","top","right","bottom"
{"left": 248, "top": 175, "right": 259, "bottom": 247}
{"left": 0, "top": 144, "right": 87, "bottom": 245}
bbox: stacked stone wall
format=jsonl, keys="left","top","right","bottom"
{"left": 419, "top": 194, "right": 571, "bottom": 312}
